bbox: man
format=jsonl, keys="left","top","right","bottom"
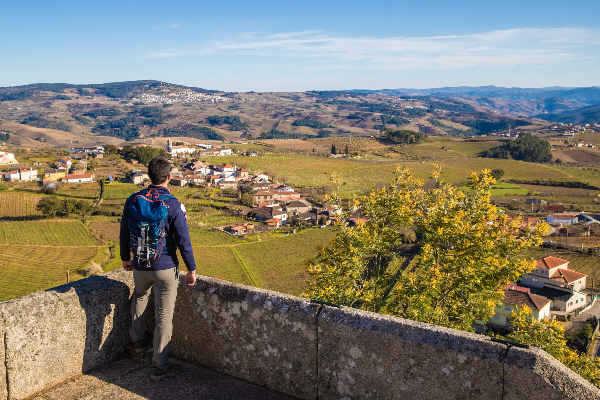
{"left": 120, "top": 155, "right": 196, "bottom": 381}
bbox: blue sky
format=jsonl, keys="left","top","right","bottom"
{"left": 1, "top": 0, "right": 599, "bottom": 91}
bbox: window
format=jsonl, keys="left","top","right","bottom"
{"left": 494, "top": 315, "right": 500, "bottom": 320}
{"left": 505, "top": 305, "right": 511, "bottom": 311}
{"left": 576, "top": 300, "right": 578, "bottom": 304}
{"left": 582, "top": 298, "right": 584, "bottom": 302}
{"left": 532, "top": 278, "right": 538, "bottom": 282}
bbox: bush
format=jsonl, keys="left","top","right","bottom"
{"left": 83, "top": 262, "right": 104, "bottom": 277}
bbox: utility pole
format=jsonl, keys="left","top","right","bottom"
{"left": 67, "top": 267, "right": 70, "bottom": 284}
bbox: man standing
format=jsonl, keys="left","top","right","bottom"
{"left": 120, "top": 155, "right": 196, "bottom": 381}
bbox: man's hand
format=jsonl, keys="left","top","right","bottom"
{"left": 122, "top": 260, "right": 133, "bottom": 271}
{"left": 185, "top": 271, "right": 196, "bottom": 286}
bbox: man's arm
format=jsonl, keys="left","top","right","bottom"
{"left": 171, "top": 201, "right": 197, "bottom": 286}
{"left": 120, "top": 197, "right": 133, "bottom": 271}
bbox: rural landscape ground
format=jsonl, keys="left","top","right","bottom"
{"left": 1, "top": 81, "right": 600, "bottom": 302}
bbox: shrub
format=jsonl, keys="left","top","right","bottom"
{"left": 83, "top": 262, "right": 104, "bottom": 277}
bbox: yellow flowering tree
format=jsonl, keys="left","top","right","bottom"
{"left": 305, "top": 166, "right": 549, "bottom": 332}
{"left": 503, "top": 306, "right": 600, "bottom": 388}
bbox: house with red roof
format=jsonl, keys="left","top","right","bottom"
{"left": 488, "top": 283, "right": 552, "bottom": 329}
{"left": 543, "top": 204, "right": 567, "bottom": 214}
{"left": 520, "top": 256, "right": 587, "bottom": 292}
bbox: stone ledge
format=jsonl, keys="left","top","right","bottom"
{"left": 0, "top": 270, "right": 134, "bottom": 400}
{"left": 2, "top": 270, "right": 600, "bottom": 400}
{"left": 171, "top": 274, "right": 320, "bottom": 400}
{"left": 318, "top": 305, "right": 507, "bottom": 399}
{"left": 504, "top": 345, "right": 600, "bottom": 400}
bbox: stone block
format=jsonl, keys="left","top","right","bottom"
{"left": 171, "top": 274, "right": 320, "bottom": 400}
{"left": 504, "top": 346, "right": 600, "bottom": 400}
{"left": 0, "top": 312, "right": 6, "bottom": 400}
{"left": 318, "top": 306, "right": 506, "bottom": 400}
{"left": 2, "top": 270, "right": 134, "bottom": 400}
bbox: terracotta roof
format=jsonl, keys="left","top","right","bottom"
{"left": 66, "top": 174, "right": 92, "bottom": 179}
{"left": 536, "top": 256, "right": 569, "bottom": 270}
{"left": 543, "top": 205, "right": 567, "bottom": 213}
{"left": 503, "top": 289, "right": 551, "bottom": 311}
{"left": 558, "top": 269, "right": 587, "bottom": 283}
{"left": 552, "top": 214, "right": 576, "bottom": 219}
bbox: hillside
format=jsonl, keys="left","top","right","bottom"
{"left": 536, "top": 103, "right": 600, "bottom": 124}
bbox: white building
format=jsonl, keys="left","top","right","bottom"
{"left": 166, "top": 139, "right": 195, "bottom": 158}
{"left": 65, "top": 173, "right": 94, "bottom": 183}
{"left": 0, "top": 151, "right": 17, "bottom": 165}
{"left": 3, "top": 168, "right": 37, "bottom": 182}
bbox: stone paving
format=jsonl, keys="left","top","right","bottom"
{"left": 28, "top": 357, "right": 296, "bottom": 400}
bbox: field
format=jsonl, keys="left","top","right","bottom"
{"left": 0, "top": 192, "right": 42, "bottom": 218}
{"left": 181, "top": 227, "right": 334, "bottom": 296}
{"left": 552, "top": 149, "right": 600, "bottom": 164}
{"left": 0, "top": 220, "right": 99, "bottom": 246}
{"left": 0, "top": 245, "right": 101, "bottom": 301}
{"left": 57, "top": 182, "right": 99, "bottom": 199}
{"left": 460, "top": 182, "right": 531, "bottom": 197}
{"left": 219, "top": 153, "right": 581, "bottom": 198}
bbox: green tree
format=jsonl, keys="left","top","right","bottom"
{"left": 104, "top": 144, "right": 118, "bottom": 155}
{"left": 490, "top": 169, "right": 504, "bottom": 181}
{"left": 331, "top": 144, "right": 337, "bottom": 155}
{"left": 36, "top": 197, "right": 61, "bottom": 217}
{"left": 304, "top": 167, "right": 549, "bottom": 331}
{"left": 345, "top": 145, "right": 349, "bottom": 155}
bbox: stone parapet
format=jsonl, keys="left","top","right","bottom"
{"left": 171, "top": 275, "right": 320, "bottom": 399}
{"left": 0, "top": 270, "right": 134, "bottom": 400}
{"left": 1, "top": 269, "right": 599, "bottom": 400}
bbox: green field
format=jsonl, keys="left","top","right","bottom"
{"left": 460, "top": 182, "right": 531, "bottom": 196}
{"left": 0, "top": 192, "right": 42, "bottom": 218}
{"left": 57, "top": 182, "right": 99, "bottom": 199}
{"left": 0, "top": 220, "right": 99, "bottom": 246}
{"left": 104, "top": 182, "right": 139, "bottom": 199}
{"left": 205, "top": 153, "right": 581, "bottom": 197}
{"left": 391, "top": 141, "right": 502, "bottom": 159}
{"left": 0, "top": 245, "right": 101, "bottom": 301}
{"left": 184, "top": 227, "right": 334, "bottom": 296}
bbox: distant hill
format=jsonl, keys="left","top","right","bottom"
{"left": 0, "top": 80, "right": 218, "bottom": 101}
{"left": 536, "top": 103, "right": 600, "bottom": 124}
{"left": 353, "top": 86, "right": 600, "bottom": 105}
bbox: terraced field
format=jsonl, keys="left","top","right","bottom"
{"left": 0, "top": 245, "right": 100, "bottom": 301}
{"left": 0, "top": 220, "right": 99, "bottom": 246}
{"left": 0, "top": 192, "right": 43, "bottom": 218}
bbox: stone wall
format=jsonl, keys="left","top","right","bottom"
{"left": 1, "top": 270, "right": 599, "bottom": 400}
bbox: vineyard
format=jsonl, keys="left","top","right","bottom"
{"left": 0, "top": 192, "right": 43, "bottom": 218}
{"left": 0, "top": 245, "right": 101, "bottom": 301}
{"left": 0, "top": 220, "right": 99, "bottom": 246}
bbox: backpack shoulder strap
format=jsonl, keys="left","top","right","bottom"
{"left": 158, "top": 194, "right": 176, "bottom": 201}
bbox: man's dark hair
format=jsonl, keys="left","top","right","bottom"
{"left": 147, "top": 156, "right": 172, "bottom": 185}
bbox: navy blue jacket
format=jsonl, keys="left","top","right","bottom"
{"left": 120, "top": 185, "right": 196, "bottom": 271}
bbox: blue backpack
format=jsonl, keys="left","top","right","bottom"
{"left": 128, "top": 189, "right": 175, "bottom": 267}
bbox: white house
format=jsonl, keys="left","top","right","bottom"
{"left": 166, "top": 139, "right": 195, "bottom": 157}
{"left": 520, "top": 256, "right": 587, "bottom": 292}
{"left": 546, "top": 214, "right": 577, "bottom": 226}
{"left": 216, "top": 163, "right": 236, "bottom": 176}
{"left": 65, "top": 173, "right": 94, "bottom": 183}
{"left": 219, "top": 148, "right": 233, "bottom": 156}
{"left": 0, "top": 151, "right": 17, "bottom": 165}
{"left": 4, "top": 168, "right": 37, "bottom": 182}
{"left": 4, "top": 171, "right": 20, "bottom": 181}
{"left": 58, "top": 157, "right": 72, "bottom": 168}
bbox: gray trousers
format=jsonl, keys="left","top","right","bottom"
{"left": 130, "top": 268, "right": 179, "bottom": 369}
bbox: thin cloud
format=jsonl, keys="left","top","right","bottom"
{"left": 146, "top": 27, "right": 600, "bottom": 70}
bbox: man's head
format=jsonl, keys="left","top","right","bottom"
{"left": 148, "top": 156, "right": 172, "bottom": 185}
